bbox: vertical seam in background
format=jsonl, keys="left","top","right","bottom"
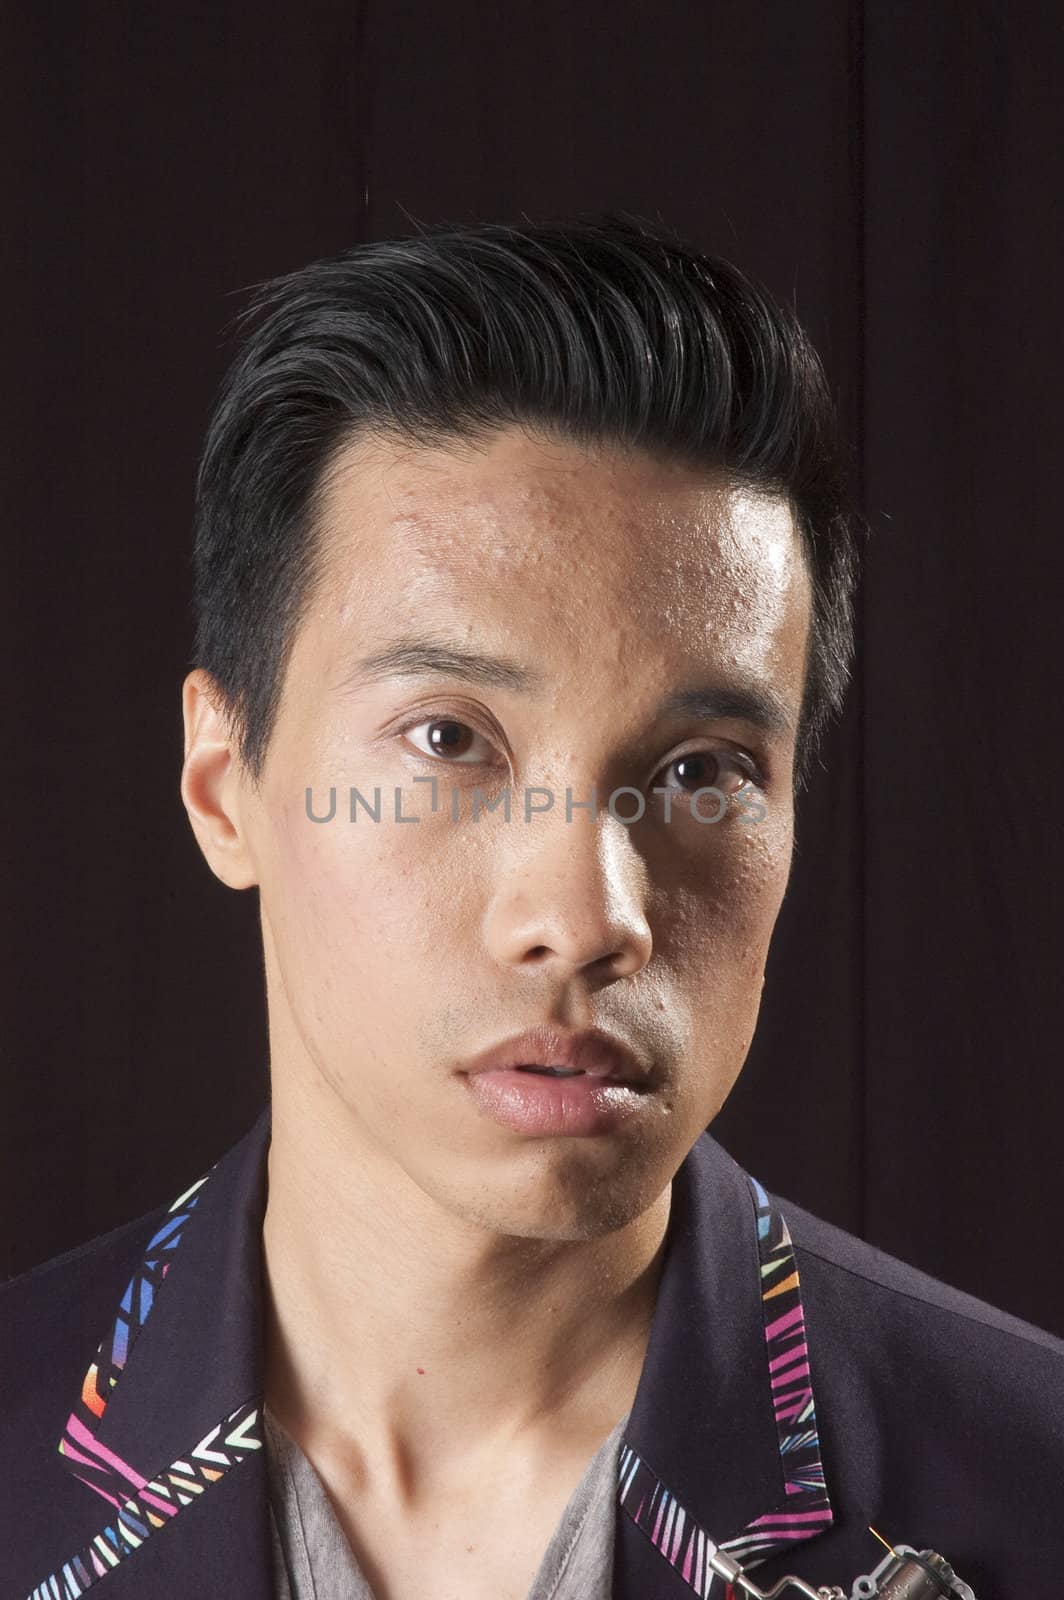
{"left": 853, "top": 0, "right": 869, "bottom": 1243}
{"left": 353, "top": 0, "right": 371, "bottom": 239}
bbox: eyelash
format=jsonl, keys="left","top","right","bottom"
{"left": 392, "top": 711, "right": 767, "bottom": 793}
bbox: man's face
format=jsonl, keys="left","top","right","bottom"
{"left": 189, "top": 425, "right": 811, "bottom": 1241}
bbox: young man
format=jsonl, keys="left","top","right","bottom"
{"left": 5, "top": 216, "right": 1062, "bottom": 1600}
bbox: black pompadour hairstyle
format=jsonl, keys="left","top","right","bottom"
{"left": 191, "top": 212, "right": 861, "bottom": 796}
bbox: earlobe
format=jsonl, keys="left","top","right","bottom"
{"left": 179, "top": 670, "right": 259, "bottom": 890}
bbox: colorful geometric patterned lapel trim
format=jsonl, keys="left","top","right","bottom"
{"left": 28, "top": 1144, "right": 831, "bottom": 1599}
{"left": 25, "top": 1167, "right": 263, "bottom": 1600}
{"left": 617, "top": 1175, "right": 834, "bottom": 1595}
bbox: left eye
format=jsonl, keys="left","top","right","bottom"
{"left": 402, "top": 717, "right": 497, "bottom": 764}
{"left": 656, "top": 750, "right": 755, "bottom": 795}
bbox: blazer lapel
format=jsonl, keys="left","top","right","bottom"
{"left": 613, "top": 1135, "right": 834, "bottom": 1598}
{"left": 28, "top": 1111, "right": 832, "bottom": 1600}
{"left": 29, "top": 1111, "right": 274, "bottom": 1599}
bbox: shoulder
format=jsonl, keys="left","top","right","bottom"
{"left": 1, "top": 1200, "right": 169, "bottom": 1307}
{"left": 779, "top": 1190, "right": 1064, "bottom": 1356}
{"left": 771, "top": 1188, "right": 1064, "bottom": 1445}
{"left": 0, "top": 1201, "right": 170, "bottom": 1437}
{"left": 725, "top": 1186, "right": 1064, "bottom": 1586}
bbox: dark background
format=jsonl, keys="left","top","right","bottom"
{"left": 4, "top": 2, "right": 1062, "bottom": 1334}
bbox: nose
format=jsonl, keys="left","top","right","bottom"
{"left": 482, "top": 803, "right": 654, "bottom": 983}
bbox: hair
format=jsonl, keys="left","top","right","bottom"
{"left": 191, "top": 211, "right": 862, "bottom": 797}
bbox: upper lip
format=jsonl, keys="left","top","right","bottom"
{"left": 462, "top": 1025, "right": 652, "bottom": 1087}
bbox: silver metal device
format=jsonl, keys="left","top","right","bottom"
{"left": 706, "top": 1532, "right": 977, "bottom": 1600}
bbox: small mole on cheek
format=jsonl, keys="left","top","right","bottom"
{"left": 416, "top": 1367, "right": 425, "bottom": 1375}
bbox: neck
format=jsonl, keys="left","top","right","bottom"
{"left": 261, "top": 1073, "right": 671, "bottom": 1494}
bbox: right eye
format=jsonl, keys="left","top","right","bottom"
{"left": 399, "top": 716, "right": 500, "bottom": 766}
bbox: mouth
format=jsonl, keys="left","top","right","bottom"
{"left": 512, "top": 1063, "right": 649, "bottom": 1092}
{"left": 461, "top": 1025, "right": 654, "bottom": 1088}
{"left": 516, "top": 1064, "right": 583, "bottom": 1076}
{"left": 459, "top": 1026, "right": 656, "bottom": 1137}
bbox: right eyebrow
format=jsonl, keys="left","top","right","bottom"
{"left": 334, "top": 637, "right": 547, "bottom": 697}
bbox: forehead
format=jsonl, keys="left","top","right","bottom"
{"left": 310, "top": 426, "right": 810, "bottom": 685}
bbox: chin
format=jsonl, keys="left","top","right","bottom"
{"left": 461, "top": 1156, "right": 671, "bottom": 1243}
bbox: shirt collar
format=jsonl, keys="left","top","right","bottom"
{"left": 42, "top": 1107, "right": 833, "bottom": 1598}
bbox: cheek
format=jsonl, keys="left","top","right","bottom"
{"left": 721, "top": 821, "right": 791, "bottom": 939}
{"left": 654, "top": 819, "right": 791, "bottom": 983}
{"left": 651, "top": 829, "right": 789, "bottom": 1122}
{"left": 266, "top": 793, "right": 477, "bottom": 993}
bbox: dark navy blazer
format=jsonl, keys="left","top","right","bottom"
{"left": 4, "top": 1107, "right": 1063, "bottom": 1599}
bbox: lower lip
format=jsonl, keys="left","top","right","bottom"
{"left": 463, "top": 1068, "right": 649, "bottom": 1137}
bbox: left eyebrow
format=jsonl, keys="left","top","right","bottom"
{"left": 656, "top": 683, "right": 795, "bottom": 739}
{"left": 336, "top": 635, "right": 794, "bottom": 738}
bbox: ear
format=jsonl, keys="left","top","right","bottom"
{"left": 180, "top": 669, "right": 259, "bottom": 889}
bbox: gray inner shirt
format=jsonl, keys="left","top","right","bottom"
{"left": 264, "top": 1406, "right": 630, "bottom": 1600}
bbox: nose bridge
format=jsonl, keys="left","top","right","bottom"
{"left": 483, "top": 790, "right": 653, "bottom": 977}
